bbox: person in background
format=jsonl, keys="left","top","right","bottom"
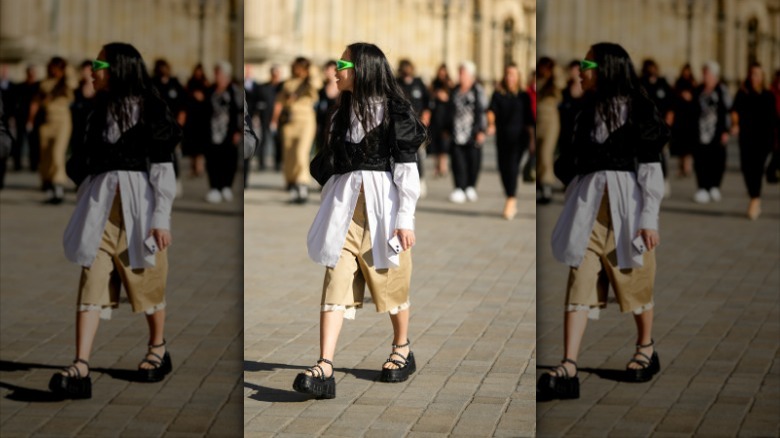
{"left": 691, "top": 61, "right": 730, "bottom": 204}
{"left": 204, "top": 61, "right": 242, "bottom": 204}
{"left": 259, "top": 65, "right": 283, "bottom": 171}
{"left": 397, "top": 59, "right": 430, "bottom": 197}
{"left": 557, "top": 60, "right": 584, "bottom": 175}
{"left": 428, "top": 63, "right": 454, "bottom": 177}
{"left": 316, "top": 60, "right": 339, "bottom": 153}
{"left": 272, "top": 57, "right": 319, "bottom": 204}
{"left": 31, "top": 57, "right": 73, "bottom": 204}
{"left": 182, "top": 63, "right": 210, "bottom": 177}
{"left": 446, "top": 61, "right": 486, "bottom": 204}
{"left": 70, "top": 60, "right": 96, "bottom": 169}
{"left": 640, "top": 59, "right": 674, "bottom": 196}
{"left": 536, "top": 57, "right": 561, "bottom": 204}
{"left": 668, "top": 64, "right": 698, "bottom": 178}
{"left": 0, "top": 90, "right": 13, "bottom": 190}
{"left": 730, "top": 62, "right": 778, "bottom": 220}
{"left": 15, "top": 65, "right": 41, "bottom": 172}
{"left": 151, "top": 59, "right": 186, "bottom": 197}
{"left": 244, "top": 65, "right": 262, "bottom": 185}
{"left": 487, "top": 62, "right": 534, "bottom": 220}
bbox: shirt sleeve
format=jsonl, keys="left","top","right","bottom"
{"left": 392, "top": 162, "right": 420, "bottom": 230}
{"left": 149, "top": 162, "right": 176, "bottom": 230}
{"left": 391, "top": 104, "right": 428, "bottom": 163}
{"left": 148, "top": 97, "right": 182, "bottom": 163}
{"left": 637, "top": 162, "right": 664, "bottom": 230}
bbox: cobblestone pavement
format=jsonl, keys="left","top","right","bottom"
{"left": 536, "top": 144, "right": 780, "bottom": 437}
{"left": 0, "top": 169, "right": 244, "bottom": 437}
{"left": 244, "top": 141, "right": 536, "bottom": 437}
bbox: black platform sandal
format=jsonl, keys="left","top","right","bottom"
{"left": 625, "top": 340, "right": 660, "bottom": 382}
{"left": 293, "top": 358, "right": 336, "bottom": 399}
{"left": 379, "top": 339, "right": 416, "bottom": 383}
{"left": 537, "top": 358, "right": 580, "bottom": 400}
{"left": 49, "top": 358, "right": 92, "bottom": 399}
{"left": 137, "top": 340, "right": 172, "bottom": 382}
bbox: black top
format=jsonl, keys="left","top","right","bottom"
{"left": 398, "top": 76, "right": 429, "bottom": 116}
{"left": 66, "top": 95, "right": 181, "bottom": 185}
{"left": 489, "top": 89, "right": 534, "bottom": 143}
{"left": 732, "top": 89, "right": 777, "bottom": 148}
{"left": 309, "top": 99, "right": 428, "bottom": 186}
{"left": 554, "top": 96, "right": 670, "bottom": 185}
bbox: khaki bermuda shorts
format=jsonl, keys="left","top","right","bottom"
{"left": 566, "top": 192, "right": 655, "bottom": 314}
{"left": 321, "top": 192, "right": 412, "bottom": 313}
{"left": 77, "top": 194, "right": 167, "bottom": 314}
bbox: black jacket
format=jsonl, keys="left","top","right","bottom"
{"left": 66, "top": 94, "right": 181, "bottom": 186}
{"left": 554, "top": 95, "right": 670, "bottom": 186}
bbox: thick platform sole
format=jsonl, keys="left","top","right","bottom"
{"left": 49, "top": 373, "right": 92, "bottom": 399}
{"left": 292, "top": 373, "right": 336, "bottom": 399}
{"left": 379, "top": 352, "right": 417, "bottom": 383}
{"left": 625, "top": 352, "right": 660, "bottom": 383}
{"left": 137, "top": 352, "right": 173, "bottom": 383}
{"left": 536, "top": 373, "right": 580, "bottom": 401}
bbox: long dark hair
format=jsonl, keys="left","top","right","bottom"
{"left": 588, "top": 42, "right": 647, "bottom": 132}
{"left": 742, "top": 62, "right": 765, "bottom": 93}
{"left": 99, "top": 42, "right": 158, "bottom": 132}
{"left": 327, "top": 42, "right": 411, "bottom": 154}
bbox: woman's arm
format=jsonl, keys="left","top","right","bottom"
{"left": 391, "top": 104, "right": 427, "bottom": 250}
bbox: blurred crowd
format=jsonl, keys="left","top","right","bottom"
{"left": 535, "top": 56, "right": 780, "bottom": 220}
{"left": 0, "top": 57, "right": 243, "bottom": 205}
{"left": 245, "top": 57, "right": 535, "bottom": 219}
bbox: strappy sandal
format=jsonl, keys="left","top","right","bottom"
{"left": 49, "top": 358, "right": 92, "bottom": 399}
{"left": 137, "top": 340, "right": 173, "bottom": 382}
{"left": 537, "top": 358, "right": 580, "bottom": 400}
{"left": 379, "top": 339, "right": 416, "bottom": 383}
{"left": 293, "top": 358, "right": 336, "bottom": 399}
{"left": 625, "top": 339, "right": 660, "bottom": 382}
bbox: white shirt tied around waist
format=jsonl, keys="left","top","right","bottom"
{"left": 307, "top": 99, "right": 420, "bottom": 270}
{"left": 63, "top": 163, "right": 176, "bottom": 269}
{"left": 551, "top": 163, "right": 664, "bottom": 270}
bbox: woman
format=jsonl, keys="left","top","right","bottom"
{"left": 182, "top": 63, "right": 210, "bottom": 177}
{"left": 487, "top": 63, "right": 534, "bottom": 220}
{"left": 538, "top": 43, "right": 669, "bottom": 400}
{"left": 204, "top": 61, "right": 241, "bottom": 204}
{"left": 428, "top": 64, "right": 454, "bottom": 177}
{"left": 31, "top": 57, "right": 74, "bottom": 204}
{"left": 535, "top": 57, "right": 561, "bottom": 204}
{"left": 692, "top": 61, "right": 731, "bottom": 204}
{"left": 730, "top": 62, "right": 778, "bottom": 220}
{"left": 669, "top": 63, "right": 698, "bottom": 177}
{"left": 296, "top": 42, "right": 427, "bottom": 399}
{"left": 272, "top": 57, "right": 319, "bottom": 204}
{"left": 50, "top": 42, "right": 181, "bottom": 399}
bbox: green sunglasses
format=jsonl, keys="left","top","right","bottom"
{"left": 92, "top": 60, "right": 110, "bottom": 71}
{"left": 336, "top": 59, "right": 355, "bottom": 71}
{"left": 580, "top": 59, "right": 598, "bottom": 71}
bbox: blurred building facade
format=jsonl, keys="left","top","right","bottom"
{"left": 0, "top": 0, "right": 243, "bottom": 81}
{"left": 539, "top": 0, "right": 780, "bottom": 86}
{"left": 245, "top": 0, "right": 536, "bottom": 88}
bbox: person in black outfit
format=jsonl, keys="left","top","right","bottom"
{"left": 428, "top": 64, "right": 454, "bottom": 177}
{"left": 14, "top": 65, "right": 41, "bottom": 172}
{"left": 669, "top": 64, "right": 698, "bottom": 177}
{"left": 487, "top": 62, "right": 534, "bottom": 220}
{"left": 640, "top": 59, "right": 673, "bottom": 191}
{"left": 204, "top": 61, "right": 242, "bottom": 204}
{"left": 692, "top": 61, "right": 731, "bottom": 204}
{"left": 258, "top": 65, "right": 283, "bottom": 171}
{"left": 397, "top": 59, "right": 430, "bottom": 196}
{"left": 730, "top": 62, "right": 778, "bottom": 220}
{"left": 70, "top": 60, "right": 96, "bottom": 163}
{"left": 316, "top": 60, "right": 339, "bottom": 153}
{"left": 151, "top": 59, "right": 186, "bottom": 189}
{"left": 182, "top": 63, "right": 210, "bottom": 177}
{"left": 446, "top": 61, "right": 486, "bottom": 204}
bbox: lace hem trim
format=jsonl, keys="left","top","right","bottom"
{"left": 78, "top": 300, "right": 166, "bottom": 320}
{"left": 565, "top": 301, "right": 654, "bottom": 320}
{"left": 321, "top": 301, "right": 410, "bottom": 320}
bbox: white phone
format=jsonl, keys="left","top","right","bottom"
{"left": 632, "top": 235, "right": 647, "bottom": 254}
{"left": 388, "top": 235, "right": 402, "bottom": 254}
{"left": 145, "top": 235, "right": 159, "bottom": 254}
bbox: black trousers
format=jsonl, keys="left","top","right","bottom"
{"left": 693, "top": 139, "right": 726, "bottom": 190}
{"left": 496, "top": 134, "right": 525, "bottom": 198}
{"left": 450, "top": 142, "right": 482, "bottom": 190}
{"left": 739, "top": 138, "right": 772, "bottom": 198}
{"left": 205, "top": 142, "right": 238, "bottom": 190}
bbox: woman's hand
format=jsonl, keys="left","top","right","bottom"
{"left": 638, "top": 229, "right": 659, "bottom": 251}
{"left": 394, "top": 229, "right": 416, "bottom": 251}
{"left": 151, "top": 228, "right": 172, "bottom": 251}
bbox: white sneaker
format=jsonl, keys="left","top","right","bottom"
{"left": 298, "top": 185, "right": 308, "bottom": 200}
{"left": 693, "top": 189, "right": 710, "bottom": 204}
{"left": 465, "top": 187, "right": 478, "bottom": 202}
{"left": 221, "top": 187, "right": 233, "bottom": 202}
{"left": 449, "top": 188, "right": 466, "bottom": 204}
{"left": 205, "top": 189, "right": 222, "bottom": 204}
{"left": 709, "top": 187, "right": 721, "bottom": 202}
{"left": 288, "top": 187, "right": 298, "bottom": 202}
